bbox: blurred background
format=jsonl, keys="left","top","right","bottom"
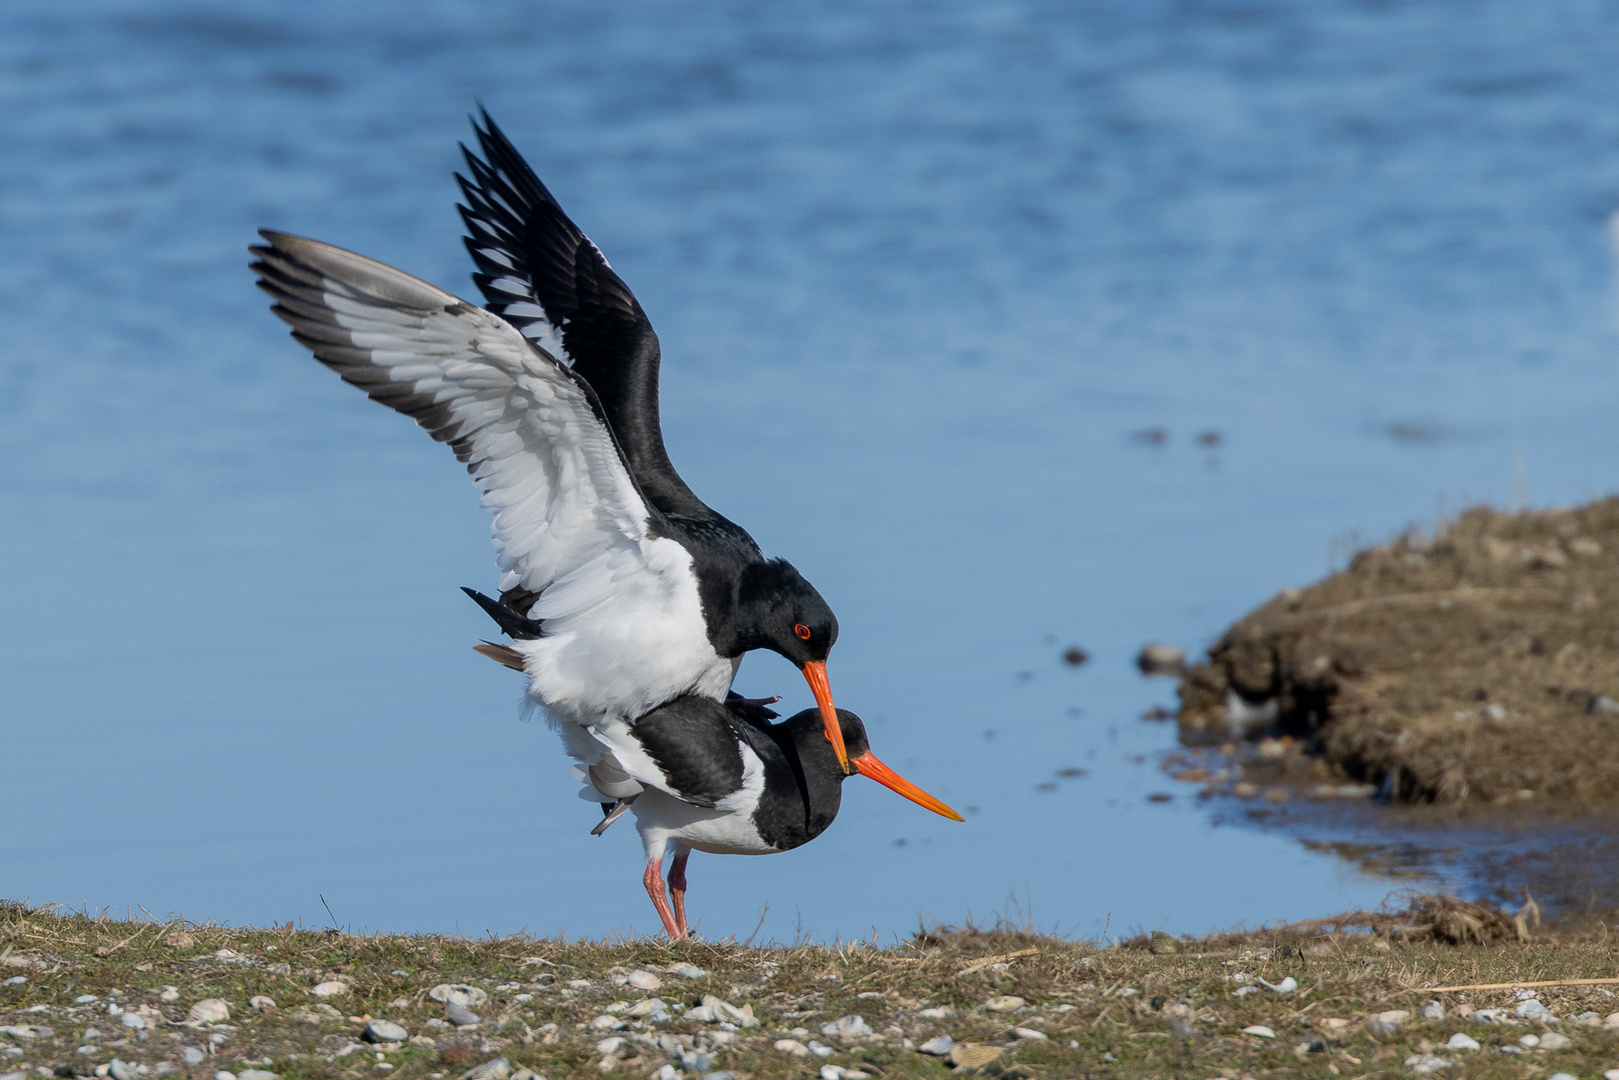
{"left": 4, "top": 0, "right": 1619, "bottom": 943}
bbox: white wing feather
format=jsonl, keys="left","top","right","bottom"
{"left": 252, "top": 231, "right": 653, "bottom": 622}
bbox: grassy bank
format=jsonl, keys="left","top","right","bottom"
{"left": 4, "top": 897, "right": 1619, "bottom": 1079}
{"left": 1177, "top": 498, "right": 1619, "bottom": 806}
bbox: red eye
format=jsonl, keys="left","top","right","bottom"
{"left": 794, "top": 623, "right": 812, "bottom": 641}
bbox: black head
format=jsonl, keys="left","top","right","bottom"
{"left": 736, "top": 558, "right": 838, "bottom": 665}
{"left": 780, "top": 707, "right": 963, "bottom": 821}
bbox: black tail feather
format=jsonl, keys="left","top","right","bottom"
{"left": 461, "top": 587, "right": 544, "bottom": 639}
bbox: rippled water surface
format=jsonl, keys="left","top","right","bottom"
{"left": 6, "top": 0, "right": 1619, "bottom": 941}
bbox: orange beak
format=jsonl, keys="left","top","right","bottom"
{"left": 801, "top": 661, "right": 849, "bottom": 774}
{"left": 851, "top": 751, "right": 965, "bottom": 821}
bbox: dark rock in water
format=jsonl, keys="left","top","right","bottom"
{"left": 1062, "top": 645, "right": 1089, "bottom": 667}
{"left": 1137, "top": 643, "right": 1186, "bottom": 676}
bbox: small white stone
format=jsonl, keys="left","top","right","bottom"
{"left": 918, "top": 1007, "right": 953, "bottom": 1019}
{"left": 76, "top": 996, "right": 100, "bottom": 1005}
{"left": 668, "top": 965, "right": 704, "bottom": 979}
{"left": 215, "top": 1071, "right": 236, "bottom": 1080}
{"left": 183, "top": 1049, "right": 205, "bottom": 1065}
{"left": 1013, "top": 1027, "right": 1046, "bottom": 1040}
{"left": 120, "top": 1014, "right": 146, "bottom": 1031}
{"left": 919, "top": 1035, "right": 953, "bottom": 1055}
{"left": 188, "top": 1000, "right": 230, "bottom": 1024}
{"left": 806, "top": 1040, "right": 834, "bottom": 1057}
{"left": 984, "top": 996, "right": 1025, "bottom": 1012}
{"left": 1259, "top": 976, "right": 1298, "bottom": 994}
{"left": 364, "top": 1020, "right": 408, "bottom": 1044}
{"left": 820, "top": 1015, "right": 872, "bottom": 1038}
{"left": 626, "top": 971, "right": 661, "bottom": 991}
{"left": 1234, "top": 985, "right": 1260, "bottom": 997}
{"left": 1368, "top": 1010, "right": 1409, "bottom": 1036}
{"left": 1242, "top": 1025, "right": 1275, "bottom": 1039}
{"left": 1446, "top": 1033, "right": 1480, "bottom": 1051}
{"left": 595, "top": 1037, "right": 626, "bottom": 1056}
{"left": 773, "top": 1039, "right": 810, "bottom": 1056}
{"left": 108, "top": 1060, "right": 135, "bottom": 1080}
{"left": 1422, "top": 1001, "right": 1446, "bottom": 1020}
{"left": 310, "top": 982, "right": 348, "bottom": 998}
{"left": 1519, "top": 1034, "right": 1540, "bottom": 1047}
{"left": 2, "top": 977, "right": 24, "bottom": 987}
{"left": 249, "top": 997, "right": 276, "bottom": 1012}
{"left": 159, "top": 989, "right": 179, "bottom": 1004}
{"left": 238, "top": 1072, "right": 279, "bottom": 1080}
{"left": 428, "top": 984, "right": 488, "bottom": 1008}
{"left": 625, "top": 998, "right": 666, "bottom": 1018}
{"left": 1538, "top": 1032, "right": 1571, "bottom": 1050}
{"left": 587, "top": 1015, "right": 623, "bottom": 1031}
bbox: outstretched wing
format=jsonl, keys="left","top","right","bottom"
{"left": 456, "top": 110, "right": 709, "bottom": 519}
{"left": 251, "top": 230, "right": 658, "bottom": 613}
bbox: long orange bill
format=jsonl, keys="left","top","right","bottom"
{"left": 801, "top": 661, "right": 849, "bottom": 774}
{"left": 851, "top": 751, "right": 966, "bottom": 821}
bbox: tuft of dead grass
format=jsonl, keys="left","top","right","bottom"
{"left": 1177, "top": 498, "right": 1619, "bottom": 804}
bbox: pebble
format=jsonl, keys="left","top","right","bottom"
{"left": 626, "top": 971, "right": 661, "bottom": 990}
{"left": 946, "top": 1044, "right": 1003, "bottom": 1069}
{"left": 1368, "top": 1010, "right": 1409, "bottom": 1036}
{"left": 1259, "top": 976, "right": 1298, "bottom": 994}
{"left": 918, "top": 1035, "right": 953, "bottom": 1055}
{"left": 239, "top": 1072, "right": 279, "bottom": 1080}
{"left": 1538, "top": 1031, "right": 1572, "bottom": 1050}
{"left": 77, "top": 1046, "right": 98, "bottom": 1057}
{"left": 805, "top": 1040, "right": 834, "bottom": 1058}
{"left": 188, "top": 1000, "right": 231, "bottom": 1024}
{"left": 1549, "top": 1075, "right": 1579, "bottom": 1080}
{"left": 159, "top": 989, "right": 179, "bottom": 1003}
{"left": 119, "top": 1014, "right": 145, "bottom": 1030}
{"left": 1519, "top": 1034, "right": 1540, "bottom": 1048}
{"left": 1, "top": 1071, "right": 26, "bottom": 1080}
{"left": 917, "top": 1007, "right": 953, "bottom": 1019}
{"left": 818, "top": 1067, "right": 868, "bottom": 1080}
{"left": 84, "top": 1028, "right": 103, "bottom": 1040}
{"left": 76, "top": 996, "right": 100, "bottom": 1005}
{"left": 1405, "top": 1053, "right": 1454, "bottom": 1075}
{"left": 108, "top": 1061, "right": 135, "bottom": 1080}
{"left": 587, "top": 1015, "right": 624, "bottom": 1031}
{"left": 364, "top": 1020, "right": 408, "bottom": 1044}
{"left": 773, "top": 1039, "right": 810, "bottom": 1056}
{"left": 1241, "top": 1025, "right": 1276, "bottom": 1038}
{"left": 1234, "top": 985, "right": 1259, "bottom": 997}
{"left": 1446, "top": 1033, "right": 1480, "bottom": 1050}
{"left": 310, "top": 982, "right": 349, "bottom": 998}
{"left": 668, "top": 965, "right": 705, "bottom": 979}
{"left": 2, "top": 977, "right": 24, "bottom": 987}
{"left": 595, "top": 1037, "right": 626, "bottom": 1056}
{"left": 1589, "top": 695, "right": 1619, "bottom": 715}
{"left": 444, "top": 1002, "right": 482, "bottom": 1027}
{"left": 1516, "top": 999, "right": 1554, "bottom": 1019}
{"left": 1013, "top": 1027, "right": 1046, "bottom": 1040}
{"left": 461, "top": 1058, "right": 509, "bottom": 1080}
{"left": 1604, "top": 1072, "right": 1619, "bottom": 1080}
{"left": 429, "top": 984, "right": 489, "bottom": 1008}
{"left": 821, "top": 1015, "right": 872, "bottom": 1038}
{"left": 625, "top": 997, "right": 667, "bottom": 1018}
{"left": 984, "top": 996, "right": 1025, "bottom": 1012}
{"left": 1421, "top": 1001, "right": 1446, "bottom": 1020}
{"left": 249, "top": 997, "right": 276, "bottom": 1012}
{"left": 216, "top": 1071, "right": 236, "bottom": 1080}
{"left": 183, "top": 1049, "right": 205, "bottom": 1065}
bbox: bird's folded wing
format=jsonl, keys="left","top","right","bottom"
{"left": 251, "top": 230, "right": 655, "bottom": 611}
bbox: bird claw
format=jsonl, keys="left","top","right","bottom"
{"left": 724, "top": 692, "right": 782, "bottom": 722}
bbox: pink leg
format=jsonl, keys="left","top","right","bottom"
{"left": 643, "top": 857, "right": 684, "bottom": 941}
{"left": 668, "top": 850, "right": 690, "bottom": 938}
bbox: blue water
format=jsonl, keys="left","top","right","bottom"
{"left": 5, "top": 0, "right": 1619, "bottom": 942}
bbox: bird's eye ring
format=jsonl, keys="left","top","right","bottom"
{"left": 794, "top": 623, "right": 812, "bottom": 640}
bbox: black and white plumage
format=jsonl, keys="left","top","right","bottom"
{"left": 560, "top": 699, "right": 961, "bottom": 941}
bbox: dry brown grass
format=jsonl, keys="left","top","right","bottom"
{"left": 1177, "top": 498, "right": 1619, "bottom": 804}
{"left": 4, "top": 897, "right": 1619, "bottom": 1079}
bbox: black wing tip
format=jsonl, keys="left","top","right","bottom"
{"left": 460, "top": 586, "right": 544, "bottom": 639}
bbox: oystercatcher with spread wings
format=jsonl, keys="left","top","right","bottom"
{"left": 251, "top": 224, "right": 850, "bottom": 778}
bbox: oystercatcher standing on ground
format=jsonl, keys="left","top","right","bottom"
{"left": 552, "top": 694, "right": 961, "bottom": 941}
{"left": 251, "top": 223, "right": 852, "bottom": 788}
